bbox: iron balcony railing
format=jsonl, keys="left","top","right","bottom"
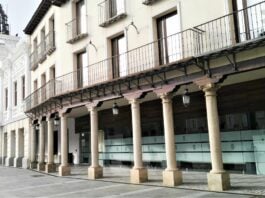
{"left": 25, "top": 1, "right": 265, "bottom": 112}
{"left": 66, "top": 16, "right": 88, "bottom": 43}
{"left": 37, "top": 39, "right": 46, "bottom": 63}
{"left": 98, "top": 0, "right": 126, "bottom": 27}
{"left": 30, "top": 50, "right": 38, "bottom": 70}
{"left": 45, "top": 30, "right": 56, "bottom": 54}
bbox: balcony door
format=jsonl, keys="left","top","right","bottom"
{"left": 77, "top": 51, "right": 88, "bottom": 88}
{"left": 157, "top": 11, "right": 181, "bottom": 66}
{"left": 111, "top": 34, "right": 127, "bottom": 78}
{"left": 233, "top": 0, "right": 265, "bottom": 42}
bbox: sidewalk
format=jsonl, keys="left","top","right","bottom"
{"left": 44, "top": 166, "right": 265, "bottom": 196}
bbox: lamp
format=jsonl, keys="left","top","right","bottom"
{"left": 112, "top": 102, "right": 119, "bottom": 115}
{"left": 182, "top": 89, "right": 190, "bottom": 107}
{"left": 54, "top": 117, "right": 59, "bottom": 127}
{"left": 35, "top": 124, "right": 40, "bottom": 130}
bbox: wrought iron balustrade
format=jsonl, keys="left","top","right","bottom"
{"left": 66, "top": 16, "right": 88, "bottom": 43}
{"left": 98, "top": 0, "right": 126, "bottom": 27}
{"left": 30, "top": 50, "right": 38, "bottom": 70}
{"left": 45, "top": 30, "right": 56, "bottom": 55}
{"left": 37, "top": 40, "right": 46, "bottom": 63}
{"left": 25, "top": 1, "right": 265, "bottom": 112}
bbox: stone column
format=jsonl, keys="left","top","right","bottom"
{"left": 124, "top": 92, "right": 148, "bottom": 184}
{"left": 161, "top": 93, "right": 182, "bottom": 186}
{"left": 14, "top": 129, "right": 22, "bottom": 167}
{"left": 86, "top": 104, "right": 103, "bottom": 179}
{"left": 45, "top": 117, "right": 56, "bottom": 173}
{"left": 201, "top": 83, "right": 230, "bottom": 191}
{"left": 30, "top": 123, "right": 37, "bottom": 169}
{"left": 37, "top": 120, "right": 45, "bottom": 171}
{"left": 58, "top": 113, "right": 71, "bottom": 176}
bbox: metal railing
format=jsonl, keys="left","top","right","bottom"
{"left": 66, "top": 16, "right": 87, "bottom": 42}
{"left": 45, "top": 31, "right": 56, "bottom": 53}
{"left": 25, "top": 1, "right": 265, "bottom": 112}
{"left": 30, "top": 50, "right": 38, "bottom": 70}
{"left": 37, "top": 40, "right": 46, "bottom": 63}
{"left": 98, "top": 0, "right": 126, "bottom": 26}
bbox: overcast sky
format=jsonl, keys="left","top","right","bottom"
{"left": 0, "top": 0, "right": 41, "bottom": 37}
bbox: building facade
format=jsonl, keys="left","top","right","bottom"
{"left": 0, "top": 33, "right": 31, "bottom": 168}
{"left": 18, "top": 0, "right": 265, "bottom": 192}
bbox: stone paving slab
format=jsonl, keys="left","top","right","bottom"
{"left": 0, "top": 166, "right": 261, "bottom": 198}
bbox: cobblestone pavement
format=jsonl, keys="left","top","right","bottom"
{"left": 1, "top": 166, "right": 263, "bottom": 198}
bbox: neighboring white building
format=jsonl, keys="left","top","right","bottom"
{"left": 0, "top": 33, "right": 31, "bottom": 168}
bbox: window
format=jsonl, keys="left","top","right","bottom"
{"left": 109, "top": 0, "right": 125, "bottom": 18}
{"left": 5, "top": 88, "right": 8, "bottom": 110}
{"left": 76, "top": 0, "right": 86, "bottom": 35}
{"left": 111, "top": 34, "right": 127, "bottom": 78}
{"left": 49, "top": 66, "right": 56, "bottom": 97}
{"left": 157, "top": 11, "right": 181, "bottom": 65}
{"left": 77, "top": 51, "right": 88, "bottom": 88}
{"left": 66, "top": 0, "right": 87, "bottom": 43}
{"left": 47, "top": 16, "right": 56, "bottom": 53}
{"left": 232, "top": 0, "right": 265, "bottom": 42}
{"left": 21, "top": 76, "right": 25, "bottom": 100}
{"left": 41, "top": 73, "right": 46, "bottom": 101}
{"left": 14, "top": 81, "right": 17, "bottom": 106}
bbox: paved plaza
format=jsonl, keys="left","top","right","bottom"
{"left": 0, "top": 166, "right": 264, "bottom": 198}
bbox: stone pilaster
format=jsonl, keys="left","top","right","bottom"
{"left": 37, "top": 120, "right": 45, "bottom": 171}
{"left": 30, "top": 123, "right": 37, "bottom": 169}
{"left": 45, "top": 116, "right": 56, "bottom": 173}
{"left": 14, "top": 129, "right": 23, "bottom": 167}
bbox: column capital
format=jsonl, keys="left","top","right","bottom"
{"left": 200, "top": 83, "right": 220, "bottom": 95}
{"left": 154, "top": 84, "right": 178, "bottom": 98}
{"left": 123, "top": 91, "right": 146, "bottom": 102}
{"left": 194, "top": 75, "right": 222, "bottom": 88}
{"left": 85, "top": 101, "right": 100, "bottom": 111}
{"left": 58, "top": 108, "right": 71, "bottom": 118}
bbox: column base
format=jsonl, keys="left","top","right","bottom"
{"left": 88, "top": 166, "right": 103, "bottom": 179}
{"left": 22, "top": 158, "right": 30, "bottom": 169}
{"left": 30, "top": 161, "right": 37, "bottom": 169}
{"left": 5, "top": 157, "right": 14, "bottom": 166}
{"left": 45, "top": 163, "right": 57, "bottom": 173}
{"left": 130, "top": 168, "right": 148, "bottom": 184}
{"left": 37, "top": 162, "right": 45, "bottom": 171}
{"left": 163, "top": 169, "right": 183, "bottom": 187}
{"left": 14, "top": 157, "right": 23, "bottom": 167}
{"left": 207, "top": 172, "right": 230, "bottom": 191}
{"left": 59, "top": 165, "right": 71, "bottom": 176}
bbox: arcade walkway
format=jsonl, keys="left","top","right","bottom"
{"left": 0, "top": 166, "right": 260, "bottom": 198}
{"left": 42, "top": 166, "right": 265, "bottom": 197}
